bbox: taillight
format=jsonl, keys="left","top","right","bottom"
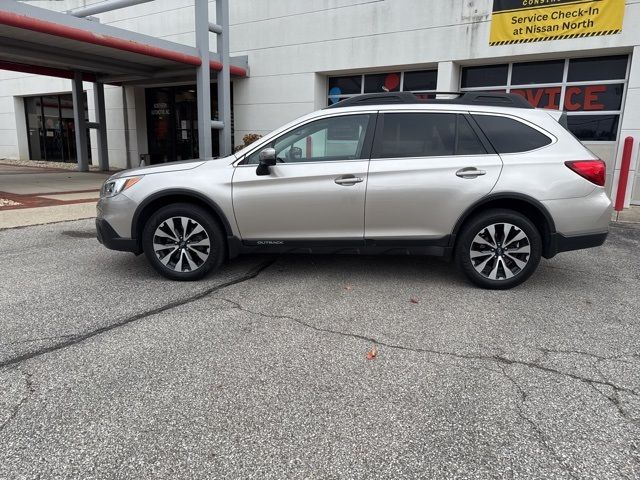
{"left": 565, "top": 160, "right": 606, "bottom": 187}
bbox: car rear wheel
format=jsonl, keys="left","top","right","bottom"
{"left": 456, "top": 209, "right": 541, "bottom": 290}
{"left": 142, "top": 203, "right": 224, "bottom": 281}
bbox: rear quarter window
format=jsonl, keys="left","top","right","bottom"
{"left": 472, "top": 115, "right": 552, "bottom": 153}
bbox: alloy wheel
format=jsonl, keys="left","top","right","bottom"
{"left": 469, "top": 222, "right": 531, "bottom": 281}
{"left": 152, "top": 216, "right": 211, "bottom": 272}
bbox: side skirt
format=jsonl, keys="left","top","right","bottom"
{"left": 227, "top": 236, "right": 453, "bottom": 259}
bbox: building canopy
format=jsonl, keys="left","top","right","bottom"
{"left": 0, "top": 1, "right": 248, "bottom": 86}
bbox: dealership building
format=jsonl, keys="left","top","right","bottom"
{"left": 0, "top": 0, "right": 639, "bottom": 206}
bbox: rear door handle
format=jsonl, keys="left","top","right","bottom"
{"left": 335, "top": 176, "right": 364, "bottom": 186}
{"left": 456, "top": 168, "right": 487, "bottom": 179}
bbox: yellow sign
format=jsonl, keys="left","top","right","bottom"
{"left": 490, "top": 0, "right": 625, "bottom": 46}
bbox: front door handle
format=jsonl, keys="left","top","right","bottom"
{"left": 456, "top": 167, "right": 487, "bottom": 179}
{"left": 335, "top": 176, "right": 364, "bottom": 186}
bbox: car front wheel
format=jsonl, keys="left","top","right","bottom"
{"left": 456, "top": 209, "right": 541, "bottom": 290}
{"left": 142, "top": 203, "right": 224, "bottom": 281}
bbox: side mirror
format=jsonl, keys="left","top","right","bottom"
{"left": 256, "top": 148, "right": 276, "bottom": 176}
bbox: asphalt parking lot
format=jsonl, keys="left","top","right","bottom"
{"left": 1, "top": 219, "right": 639, "bottom": 479}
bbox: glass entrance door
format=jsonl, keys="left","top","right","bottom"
{"left": 146, "top": 88, "right": 174, "bottom": 164}
{"left": 42, "top": 95, "right": 63, "bottom": 162}
{"left": 25, "top": 97, "right": 44, "bottom": 161}
{"left": 175, "top": 86, "right": 198, "bottom": 161}
{"left": 145, "top": 83, "right": 232, "bottom": 164}
{"left": 24, "top": 93, "right": 91, "bottom": 164}
{"left": 60, "top": 94, "right": 80, "bottom": 163}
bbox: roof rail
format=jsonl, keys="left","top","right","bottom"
{"left": 326, "top": 91, "right": 534, "bottom": 109}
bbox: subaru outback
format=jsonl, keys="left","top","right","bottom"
{"left": 96, "top": 92, "right": 612, "bottom": 289}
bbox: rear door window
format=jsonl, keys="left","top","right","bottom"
{"left": 456, "top": 116, "right": 487, "bottom": 155}
{"left": 472, "top": 115, "right": 552, "bottom": 153}
{"left": 375, "top": 113, "right": 455, "bottom": 158}
{"left": 373, "top": 113, "right": 486, "bottom": 158}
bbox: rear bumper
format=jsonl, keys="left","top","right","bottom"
{"left": 542, "top": 189, "right": 612, "bottom": 237}
{"left": 545, "top": 231, "right": 608, "bottom": 258}
{"left": 96, "top": 218, "right": 141, "bottom": 254}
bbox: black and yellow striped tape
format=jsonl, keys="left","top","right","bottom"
{"left": 490, "top": 29, "right": 621, "bottom": 46}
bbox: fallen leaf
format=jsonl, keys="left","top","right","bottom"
{"left": 366, "top": 345, "right": 378, "bottom": 361}
{"left": 410, "top": 296, "right": 420, "bottom": 304}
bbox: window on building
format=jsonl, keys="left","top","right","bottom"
{"left": 328, "top": 69, "right": 437, "bottom": 105}
{"left": 511, "top": 60, "right": 564, "bottom": 86}
{"left": 328, "top": 76, "right": 362, "bottom": 98}
{"left": 403, "top": 70, "right": 438, "bottom": 92}
{"left": 567, "top": 55, "right": 628, "bottom": 83}
{"left": 461, "top": 64, "right": 508, "bottom": 88}
{"left": 24, "top": 94, "right": 91, "bottom": 164}
{"left": 364, "top": 72, "right": 401, "bottom": 93}
{"left": 461, "top": 55, "right": 629, "bottom": 142}
{"left": 473, "top": 115, "right": 552, "bottom": 153}
{"left": 566, "top": 115, "right": 620, "bottom": 142}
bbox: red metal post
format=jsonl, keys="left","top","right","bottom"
{"left": 615, "top": 136, "right": 634, "bottom": 211}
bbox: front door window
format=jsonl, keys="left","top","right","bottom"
{"left": 245, "top": 114, "right": 371, "bottom": 164}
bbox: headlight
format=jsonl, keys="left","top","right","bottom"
{"left": 101, "top": 176, "right": 142, "bottom": 198}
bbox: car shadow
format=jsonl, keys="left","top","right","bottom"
{"left": 102, "top": 250, "right": 595, "bottom": 292}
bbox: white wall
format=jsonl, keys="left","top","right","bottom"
{"left": 228, "top": 0, "right": 639, "bottom": 164}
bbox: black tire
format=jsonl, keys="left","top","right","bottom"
{"left": 455, "top": 209, "right": 541, "bottom": 290}
{"left": 142, "top": 203, "right": 225, "bottom": 281}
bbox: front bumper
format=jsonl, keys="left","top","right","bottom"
{"left": 96, "top": 218, "right": 141, "bottom": 254}
{"left": 96, "top": 193, "right": 138, "bottom": 239}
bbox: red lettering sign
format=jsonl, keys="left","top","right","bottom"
{"left": 511, "top": 87, "right": 561, "bottom": 110}
{"left": 565, "top": 87, "right": 581, "bottom": 111}
{"left": 501, "top": 84, "right": 621, "bottom": 111}
{"left": 526, "top": 89, "right": 544, "bottom": 106}
{"left": 584, "top": 85, "right": 606, "bottom": 111}
{"left": 546, "top": 87, "right": 561, "bottom": 110}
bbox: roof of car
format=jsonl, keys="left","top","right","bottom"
{"left": 326, "top": 92, "right": 534, "bottom": 110}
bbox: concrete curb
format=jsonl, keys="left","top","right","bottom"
{"left": 0, "top": 202, "right": 96, "bottom": 230}
{"left": 612, "top": 206, "right": 640, "bottom": 225}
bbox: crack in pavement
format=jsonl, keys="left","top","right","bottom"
{"left": 539, "top": 347, "right": 639, "bottom": 365}
{"left": 214, "top": 297, "right": 640, "bottom": 427}
{"left": 212, "top": 296, "right": 640, "bottom": 474}
{"left": 0, "top": 335, "right": 75, "bottom": 348}
{"left": 498, "top": 365, "right": 578, "bottom": 479}
{"left": 0, "top": 368, "right": 34, "bottom": 435}
{"left": 0, "top": 260, "right": 276, "bottom": 371}
{"left": 592, "top": 361, "right": 640, "bottom": 425}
